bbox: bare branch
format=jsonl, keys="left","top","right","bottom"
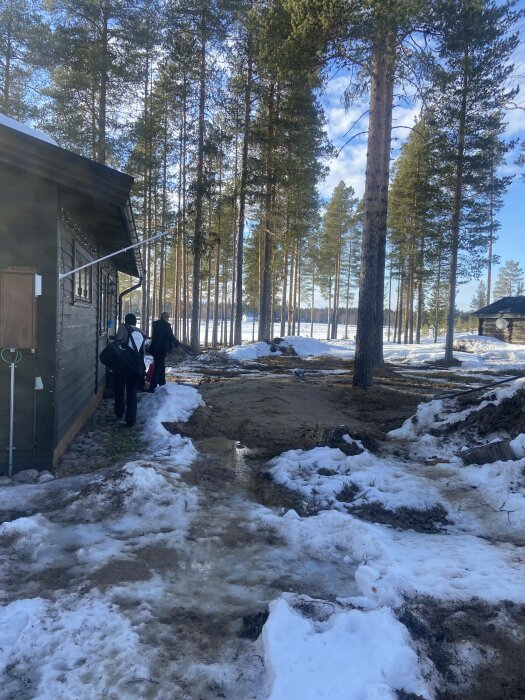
{"left": 335, "top": 130, "right": 369, "bottom": 156}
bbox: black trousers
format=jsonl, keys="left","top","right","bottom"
{"left": 149, "top": 353, "right": 166, "bottom": 390}
{"left": 114, "top": 371, "right": 138, "bottom": 425}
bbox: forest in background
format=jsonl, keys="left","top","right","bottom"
{"left": 1, "top": 0, "right": 524, "bottom": 383}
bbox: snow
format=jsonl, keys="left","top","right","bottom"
{"left": 263, "top": 598, "right": 432, "bottom": 700}
{"left": 0, "top": 383, "right": 206, "bottom": 698}
{"left": 0, "top": 595, "right": 151, "bottom": 699}
{"left": 2, "top": 334, "right": 525, "bottom": 698}
{"left": 0, "top": 112, "right": 58, "bottom": 145}
{"left": 510, "top": 433, "right": 525, "bottom": 458}
{"left": 388, "top": 377, "right": 525, "bottom": 442}
{"left": 269, "top": 444, "right": 444, "bottom": 511}
{"left": 252, "top": 508, "right": 525, "bottom": 610}
{"left": 137, "top": 383, "right": 203, "bottom": 465}
{"left": 222, "top": 330, "right": 525, "bottom": 372}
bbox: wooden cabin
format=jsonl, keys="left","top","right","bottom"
{"left": 0, "top": 115, "right": 142, "bottom": 473}
{"left": 472, "top": 296, "right": 525, "bottom": 344}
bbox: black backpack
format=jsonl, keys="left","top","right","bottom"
{"left": 100, "top": 325, "right": 144, "bottom": 376}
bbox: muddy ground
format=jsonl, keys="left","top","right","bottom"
{"left": 167, "top": 359, "right": 448, "bottom": 456}
{"left": 47, "top": 353, "right": 524, "bottom": 699}
{"left": 169, "top": 354, "right": 525, "bottom": 700}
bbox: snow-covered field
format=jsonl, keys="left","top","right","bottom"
{"left": 223, "top": 329, "right": 525, "bottom": 372}
{"left": 1, "top": 333, "right": 524, "bottom": 699}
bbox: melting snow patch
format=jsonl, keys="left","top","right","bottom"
{"left": 269, "top": 445, "right": 443, "bottom": 511}
{"left": 263, "top": 597, "right": 431, "bottom": 700}
{"left": 0, "top": 595, "right": 154, "bottom": 699}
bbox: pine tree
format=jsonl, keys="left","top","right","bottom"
{"left": 0, "top": 0, "right": 50, "bottom": 120}
{"left": 493, "top": 260, "right": 525, "bottom": 299}
{"left": 426, "top": 0, "right": 520, "bottom": 364}
{"left": 470, "top": 279, "right": 487, "bottom": 311}
{"left": 250, "top": 0, "right": 329, "bottom": 341}
{"left": 43, "top": 0, "right": 153, "bottom": 163}
{"left": 319, "top": 181, "right": 359, "bottom": 339}
{"left": 388, "top": 114, "right": 442, "bottom": 344}
{"left": 285, "top": 0, "right": 430, "bottom": 386}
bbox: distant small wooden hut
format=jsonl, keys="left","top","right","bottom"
{"left": 0, "top": 115, "right": 142, "bottom": 473}
{"left": 472, "top": 296, "right": 525, "bottom": 344}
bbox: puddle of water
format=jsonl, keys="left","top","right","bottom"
{"left": 196, "top": 437, "right": 307, "bottom": 510}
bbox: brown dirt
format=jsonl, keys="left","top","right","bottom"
{"left": 166, "top": 365, "right": 436, "bottom": 457}
{"left": 348, "top": 502, "right": 451, "bottom": 534}
{"left": 399, "top": 598, "right": 525, "bottom": 699}
{"left": 435, "top": 388, "right": 525, "bottom": 440}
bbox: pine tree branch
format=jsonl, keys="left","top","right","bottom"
{"left": 335, "top": 131, "right": 368, "bottom": 156}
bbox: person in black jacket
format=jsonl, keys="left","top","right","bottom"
{"left": 114, "top": 313, "right": 145, "bottom": 426}
{"left": 148, "top": 311, "right": 180, "bottom": 392}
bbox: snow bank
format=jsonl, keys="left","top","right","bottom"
{"left": 0, "top": 595, "right": 154, "bottom": 699}
{"left": 224, "top": 341, "right": 277, "bottom": 360}
{"left": 138, "top": 383, "right": 202, "bottom": 467}
{"left": 510, "top": 433, "right": 525, "bottom": 459}
{"left": 253, "top": 508, "right": 525, "bottom": 609}
{"left": 223, "top": 332, "right": 525, "bottom": 371}
{"left": 263, "top": 597, "right": 431, "bottom": 700}
{"left": 384, "top": 333, "right": 525, "bottom": 371}
{"left": 388, "top": 377, "right": 525, "bottom": 446}
{"left": 224, "top": 335, "right": 355, "bottom": 360}
{"left": 389, "top": 377, "right": 525, "bottom": 442}
{"left": 280, "top": 336, "right": 354, "bottom": 358}
{"left": 387, "top": 399, "right": 446, "bottom": 440}
{"left": 269, "top": 444, "right": 443, "bottom": 511}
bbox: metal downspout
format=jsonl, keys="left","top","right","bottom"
{"left": 118, "top": 276, "right": 143, "bottom": 325}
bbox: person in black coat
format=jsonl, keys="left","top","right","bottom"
{"left": 114, "top": 313, "right": 145, "bottom": 426}
{"left": 148, "top": 311, "right": 180, "bottom": 392}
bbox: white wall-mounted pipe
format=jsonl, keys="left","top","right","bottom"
{"left": 58, "top": 230, "right": 172, "bottom": 280}
{"left": 8, "top": 360, "right": 15, "bottom": 478}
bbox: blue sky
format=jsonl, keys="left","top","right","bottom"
{"left": 319, "top": 32, "right": 525, "bottom": 311}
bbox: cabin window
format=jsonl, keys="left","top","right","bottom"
{"left": 74, "top": 243, "right": 92, "bottom": 303}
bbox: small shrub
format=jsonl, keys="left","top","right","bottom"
{"left": 335, "top": 480, "right": 360, "bottom": 503}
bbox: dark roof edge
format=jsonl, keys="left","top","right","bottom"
{"left": 472, "top": 296, "right": 525, "bottom": 316}
{"left": 120, "top": 199, "right": 143, "bottom": 278}
{"left": 0, "top": 122, "right": 133, "bottom": 206}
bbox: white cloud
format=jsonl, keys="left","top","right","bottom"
{"left": 505, "top": 105, "right": 525, "bottom": 136}
{"left": 321, "top": 142, "right": 368, "bottom": 198}
{"left": 325, "top": 106, "right": 368, "bottom": 141}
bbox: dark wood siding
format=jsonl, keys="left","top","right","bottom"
{"left": 480, "top": 317, "right": 525, "bottom": 344}
{"left": 56, "top": 211, "right": 111, "bottom": 441}
{"left": 0, "top": 166, "right": 58, "bottom": 470}
{"left": 510, "top": 320, "right": 525, "bottom": 344}
{"left": 480, "top": 319, "right": 512, "bottom": 343}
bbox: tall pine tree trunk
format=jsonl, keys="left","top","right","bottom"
{"left": 212, "top": 244, "right": 220, "bottom": 348}
{"left": 191, "top": 32, "right": 207, "bottom": 351}
{"left": 486, "top": 152, "right": 495, "bottom": 306}
{"left": 297, "top": 245, "right": 302, "bottom": 336}
{"left": 292, "top": 241, "right": 299, "bottom": 336}
{"left": 234, "top": 42, "right": 253, "bottom": 345}
{"left": 2, "top": 14, "right": 12, "bottom": 114}
{"left": 444, "top": 49, "right": 468, "bottom": 365}
{"left": 158, "top": 114, "right": 168, "bottom": 312}
{"left": 229, "top": 138, "right": 238, "bottom": 347}
{"left": 288, "top": 245, "right": 295, "bottom": 335}
{"left": 258, "top": 82, "right": 276, "bottom": 341}
{"left": 97, "top": 5, "right": 109, "bottom": 164}
{"left": 310, "top": 270, "right": 315, "bottom": 338}
{"left": 281, "top": 247, "right": 288, "bottom": 337}
{"left": 354, "top": 29, "right": 396, "bottom": 387}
